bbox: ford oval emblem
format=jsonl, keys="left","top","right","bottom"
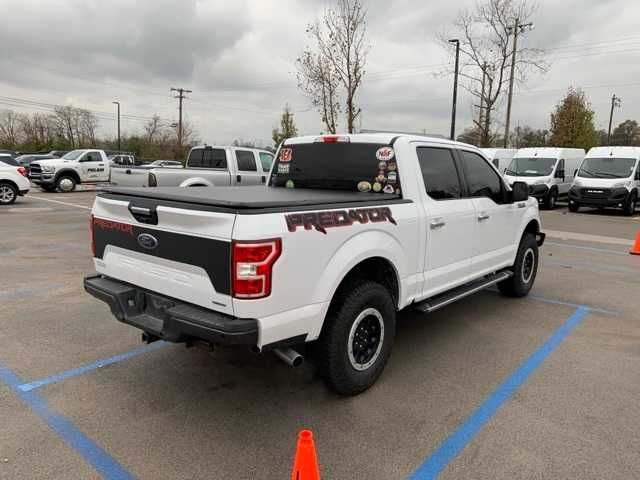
{"left": 137, "top": 233, "right": 158, "bottom": 250}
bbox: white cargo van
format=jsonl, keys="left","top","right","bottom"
{"left": 504, "top": 148, "right": 585, "bottom": 209}
{"left": 481, "top": 148, "right": 517, "bottom": 174}
{"left": 569, "top": 146, "right": 640, "bottom": 215}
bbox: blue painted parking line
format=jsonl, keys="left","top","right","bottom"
{"left": 19, "top": 341, "right": 168, "bottom": 392}
{"left": 409, "top": 306, "right": 591, "bottom": 480}
{"left": 0, "top": 362, "right": 135, "bottom": 480}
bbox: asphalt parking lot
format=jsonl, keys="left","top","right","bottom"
{"left": 1, "top": 191, "right": 639, "bottom": 480}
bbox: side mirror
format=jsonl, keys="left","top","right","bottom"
{"left": 574, "top": 169, "right": 578, "bottom": 177}
{"left": 511, "top": 181, "right": 529, "bottom": 202}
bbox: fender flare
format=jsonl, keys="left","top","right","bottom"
{"left": 179, "top": 177, "right": 213, "bottom": 187}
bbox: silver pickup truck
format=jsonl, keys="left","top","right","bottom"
{"left": 110, "top": 146, "right": 274, "bottom": 188}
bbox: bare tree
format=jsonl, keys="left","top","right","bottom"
{"left": 439, "top": 0, "right": 546, "bottom": 146}
{"left": 297, "top": 0, "right": 369, "bottom": 133}
{"left": 0, "top": 110, "right": 23, "bottom": 147}
{"left": 144, "top": 114, "right": 163, "bottom": 143}
{"left": 297, "top": 45, "right": 341, "bottom": 133}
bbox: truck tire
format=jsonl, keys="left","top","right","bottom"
{"left": 568, "top": 201, "right": 580, "bottom": 213}
{"left": 623, "top": 192, "right": 637, "bottom": 216}
{"left": 0, "top": 182, "right": 18, "bottom": 205}
{"left": 543, "top": 188, "right": 557, "bottom": 210}
{"left": 316, "top": 281, "right": 396, "bottom": 395}
{"left": 498, "top": 233, "right": 538, "bottom": 298}
{"left": 56, "top": 175, "right": 77, "bottom": 193}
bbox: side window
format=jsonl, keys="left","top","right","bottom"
{"left": 203, "top": 148, "right": 227, "bottom": 169}
{"left": 416, "top": 147, "right": 462, "bottom": 200}
{"left": 636, "top": 164, "right": 640, "bottom": 180}
{"left": 259, "top": 152, "right": 273, "bottom": 172}
{"left": 492, "top": 158, "right": 499, "bottom": 168}
{"left": 236, "top": 150, "right": 257, "bottom": 171}
{"left": 84, "top": 152, "right": 99, "bottom": 162}
{"left": 188, "top": 149, "right": 204, "bottom": 168}
{"left": 460, "top": 150, "right": 505, "bottom": 204}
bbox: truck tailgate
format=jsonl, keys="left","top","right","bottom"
{"left": 91, "top": 190, "right": 235, "bottom": 315}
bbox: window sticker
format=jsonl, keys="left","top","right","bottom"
{"left": 387, "top": 171, "right": 397, "bottom": 184}
{"left": 378, "top": 161, "right": 387, "bottom": 169}
{"left": 357, "top": 181, "right": 372, "bottom": 192}
{"left": 285, "top": 179, "right": 295, "bottom": 188}
{"left": 280, "top": 148, "right": 293, "bottom": 163}
{"left": 376, "top": 147, "right": 395, "bottom": 162}
{"left": 376, "top": 172, "right": 386, "bottom": 183}
{"left": 373, "top": 182, "right": 382, "bottom": 192}
{"left": 387, "top": 162, "right": 397, "bottom": 171}
{"left": 383, "top": 184, "right": 395, "bottom": 194}
{"left": 278, "top": 163, "right": 290, "bottom": 174}
{"left": 285, "top": 207, "right": 397, "bottom": 234}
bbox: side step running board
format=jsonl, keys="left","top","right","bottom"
{"left": 414, "top": 270, "right": 513, "bottom": 314}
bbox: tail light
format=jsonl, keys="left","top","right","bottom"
{"left": 89, "top": 214, "right": 96, "bottom": 257}
{"left": 17, "top": 167, "right": 27, "bottom": 177}
{"left": 232, "top": 239, "right": 281, "bottom": 299}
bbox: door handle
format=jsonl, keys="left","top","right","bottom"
{"left": 261, "top": 175, "right": 266, "bottom": 183}
{"left": 125, "top": 169, "right": 131, "bottom": 174}
{"left": 430, "top": 219, "right": 446, "bottom": 229}
{"left": 477, "top": 212, "right": 490, "bottom": 221}
{"left": 517, "top": 202, "right": 526, "bottom": 208}
{"left": 236, "top": 175, "right": 241, "bottom": 183}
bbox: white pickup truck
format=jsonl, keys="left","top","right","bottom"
{"left": 30, "top": 149, "right": 110, "bottom": 192}
{"left": 109, "top": 145, "right": 274, "bottom": 188}
{"left": 84, "top": 133, "right": 544, "bottom": 395}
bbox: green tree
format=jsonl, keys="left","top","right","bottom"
{"left": 611, "top": 119, "right": 640, "bottom": 146}
{"left": 549, "top": 87, "right": 598, "bottom": 150}
{"left": 272, "top": 104, "right": 298, "bottom": 147}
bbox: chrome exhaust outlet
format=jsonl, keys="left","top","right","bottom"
{"left": 273, "top": 348, "right": 304, "bottom": 368}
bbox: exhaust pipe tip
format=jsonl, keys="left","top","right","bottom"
{"left": 273, "top": 347, "right": 304, "bottom": 368}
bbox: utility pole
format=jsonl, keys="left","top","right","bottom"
{"left": 504, "top": 19, "right": 534, "bottom": 148}
{"left": 112, "top": 101, "right": 120, "bottom": 152}
{"left": 449, "top": 39, "right": 460, "bottom": 140}
{"left": 607, "top": 94, "right": 621, "bottom": 145}
{"left": 478, "top": 62, "right": 487, "bottom": 146}
{"left": 170, "top": 87, "right": 192, "bottom": 150}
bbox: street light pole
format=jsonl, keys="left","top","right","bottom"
{"left": 449, "top": 39, "right": 460, "bottom": 140}
{"left": 112, "top": 101, "right": 121, "bottom": 152}
{"left": 607, "top": 94, "right": 621, "bottom": 145}
{"left": 504, "top": 19, "right": 534, "bottom": 148}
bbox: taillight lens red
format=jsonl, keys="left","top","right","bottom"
{"left": 232, "top": 239, "right": 281, "bottom": 299}
{"left": 17, "top": 167, "right": 27, "bottom": 177}
{"left": 90, "top": 214, "right": 96, "bottom": 257}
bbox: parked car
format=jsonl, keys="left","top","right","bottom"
{"left": 0, "top": 162, "right": 30, "bottom": 204}
{"left": 85, "top": 133, "right": 543, "bottom": 395}
{"left": 109, "top": 145, "right": 274, "bottom": 188}
{"left": 504, "top": 148, "right": 585, "bottom": 209}
{"left": 569, "top": 146, "right": 640, "bottom": 215}
{"left": 15, "top": 154, "right": 56, "bottom": 174}
{"left": 29, "top": 149, "right": 110, "bottom": 192}
{"left": 0, "top": 149, "right": 18, "bottom": 159}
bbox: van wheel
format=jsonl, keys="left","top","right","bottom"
{"left": 623, "top": 193, "right": 637, "bottom": 216}
{"left": 498, "top": 233, "right": 538, "bottom": 298}
{"left": 56, "top": 175, "right": 77, "bottom": 193}
{"left": 0, "top": 182, "right": 18, "bottom": 205}
{"left": 316, "top": 281, "right": 395, "bottom": 395}
{"left": 568, "top": 201, "right": 580, "bottom": 213}
{"left": 543, "top": 189, "right": 557, "bottom": 210}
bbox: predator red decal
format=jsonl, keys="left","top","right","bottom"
{"left": 285, "top": 207, "right": 397, "bottom": 234}
{"left": 93, "top": 218, "right": 134, "bottom": 236}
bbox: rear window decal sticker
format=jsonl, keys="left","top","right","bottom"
{"left": 372, "top": 182, "right": 382, "bottom": 192}
{"left": 286, "top": 179, "right": 295, "bottom": 188}
{"left": 280, "top": 148, "right": 293, "bottom": 163}
{"left": 387, "top": 172, "right": 397, "bottom": 184}
{"left": 383, "top": 184, "right": 395, "bottom": 194}
{"left": 278, "top": 163, "right": 290, "bottom": 174}
{"left": 357, "top": 181, "right": 372, "bottom": 192}
{"left": 376, "top": 147, "right": 395, "bottom": 162}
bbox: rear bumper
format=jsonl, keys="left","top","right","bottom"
{"left": 84, "top": 275, "right": 258, "bottom": 346}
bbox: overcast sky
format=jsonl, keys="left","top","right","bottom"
{"left": 1, "top": 0, "right": 638, "bottom": 147}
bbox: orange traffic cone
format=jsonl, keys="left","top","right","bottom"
{"left": 631, "top": 231, "right": 640, "bottom": 255}
{"left": 291, "top": 430, "right": 320, "bottom": 480}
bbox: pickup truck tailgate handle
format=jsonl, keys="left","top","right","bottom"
{"left": 128, "top": 204, "right": 158, "bottom": 225}
{"left": 477, "top": 212, "right": 490, "bottom": 221}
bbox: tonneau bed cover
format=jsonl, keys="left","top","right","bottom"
{"left": 100, "top": 186, "right": 405, "bottom": 211}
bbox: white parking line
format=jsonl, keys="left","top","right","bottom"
{"left": 7, "top": 207, "right": 53, "bottom": 213}
{"left": 26, "top": 195, "right": 92, "bottom": 210}
{"left": 545, "top": 229, "right": 632, "bottom": 246}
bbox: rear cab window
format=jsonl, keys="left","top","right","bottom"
{"left": 259, "top": 152, "right": 274, "bottom": 172}
{"left": 236, "top": 150, "right": 257, "bottom": 171}
{"left": 270, "top": 141, "right": 401, "bottom": 195}
{"left": 188, "top": 148, "right": 227, "bottom": 169}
